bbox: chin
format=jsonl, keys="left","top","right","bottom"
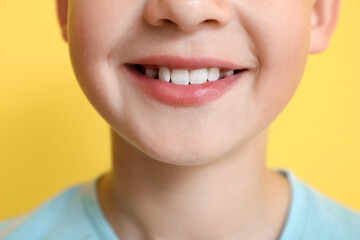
{"left": 137, "top": 133, "right": 240, "bottom": 167}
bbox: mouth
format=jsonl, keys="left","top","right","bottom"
{"left": 131, "top": 64, "right": 247, "bottom": 85}
{"left": 123, "top": 56, "right": 248, "bottom": 107}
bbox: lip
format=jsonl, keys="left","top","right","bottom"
{"left": 123, "top": 56, "right": 247, "bottom": 107}
{"left": 127, "top": 55, "right": 244, "bottom": 70}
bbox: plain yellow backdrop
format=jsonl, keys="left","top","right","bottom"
{"left": 0, "top": 0, "right": 359, "bottom": 221}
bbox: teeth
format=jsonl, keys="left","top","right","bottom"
{"left": 145, "top": 66, "right": 236, "bottom": 85}
{"left": 189, "top": 68, "right": 208, "bottom": 84}
{"left": 159, "top": 67, "right": 171, "bottom": 82}
{"left": 171, "top": 70, "right": 189, "bottom": 85}
{"left": 145, "top": 68, "right": 158, "bottom": 78}
{"left": 224, "top": 70, "right": 234, "bottom": 77}
{"left": 207, "top": 68, "right": 220, "bottom": 81}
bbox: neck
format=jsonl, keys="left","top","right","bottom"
{"left": 98, "top": 129, "right": 290, "bottom": 240}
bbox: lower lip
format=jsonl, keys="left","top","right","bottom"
{"left": 124, "top": 65, "right": 245, "bottom": 107}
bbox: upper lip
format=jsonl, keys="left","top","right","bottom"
{"left": 126, "top": 55, "right": 246, "bottom": 70}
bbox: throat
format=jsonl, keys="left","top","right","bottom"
{"left": 97, "top": 167, "right": 279, "bottom": 240}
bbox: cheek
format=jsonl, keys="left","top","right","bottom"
{"left": 247, "top": 2, "right": 312, "bottom": 123}
{"left": 67, "top": 0, "right": 136, "bottom": 123}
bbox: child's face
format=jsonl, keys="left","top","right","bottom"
{"left": 66, "top": 0, "right": 314, "bottom": 165}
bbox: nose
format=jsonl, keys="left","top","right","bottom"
{"left": 143, "top": 0, "right": 232, "bottom": 32}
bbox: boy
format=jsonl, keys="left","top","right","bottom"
{"left": 1, "top": 0, "right": 359, "bottom": 239}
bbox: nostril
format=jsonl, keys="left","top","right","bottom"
{"left": 201, "top": 19, "right": 223, "bottom": 29}
{"left": 203, "top": 19, "right": 217, "bottom": 24}
{"left": 163, "top": 19, "right": 173, "bottom": 24}
{"left": 157, "top": 19, "right": 176, "bottom": 27}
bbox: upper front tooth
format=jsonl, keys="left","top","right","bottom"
{"left": 189, "top": 68, "right": 208, "bottom": 84}
{"left": 171, "top": 70, "right": 189, "bottom": 85}
{"left": 157, "top": 67, "right": 224, "bottom": 84}
{"left": 145, "top": 68, "right": 158, "bottom": 78}
{"left": 207, "top": 68, "right": 220, "bottom": 81}
{"left": 159, "top": 67, "right": 171, "bottom": 82}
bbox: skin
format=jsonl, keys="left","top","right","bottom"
{"left": 57, "top": 0, "right": 340, "bottom": 239}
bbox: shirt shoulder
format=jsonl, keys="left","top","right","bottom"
{"left": 278, "top": 169, "right": 360, "bottom": 240}
{"left": 0, "top": 185, "right": 86, "bottom": 240}
{"left": 305, "top": 184, "right": 360, "bottom": 239}
{"left": 0, "top": 175, "right": 119, "bottom": 240}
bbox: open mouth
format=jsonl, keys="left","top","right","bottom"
{"left": 129, "top": 64, "right": 247, "bottom": 85}
{"left": 123, "top": 56, "right": 248, "bottom": 106}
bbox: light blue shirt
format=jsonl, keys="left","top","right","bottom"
{"left": 1, "top": 170, "right": 360, "bottom": 240}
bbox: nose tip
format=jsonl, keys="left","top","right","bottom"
{"left": 143, "top": 0, "right": 232, "bottom": 32}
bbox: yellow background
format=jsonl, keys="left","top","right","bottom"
{"left": 0, "top": 0, "right": 359, "bottom": 221}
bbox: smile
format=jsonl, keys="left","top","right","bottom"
{"left": 136, "top": 65, "right": 244, "bottom": 85}
{"left": 123, "top": 56, "right": 248, "bottom": 107}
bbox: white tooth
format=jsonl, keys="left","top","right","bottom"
{"left": 145, "top": 68, "right": 157, "bottom": 78}
{"left": 219, "top": 72, "right": 225, "bottom": 79}
{"left": 159, "top": 67, "right": 171, "bottom": 82}
{"left": 224, "top": 70, "right": 234, "bottom": 77}
{"left": 207, "top": 68, "right": 220, "bottom": 81}
{"left": 189, "top": 68, "right": 208, "bottom": 84}
{"left": 171, "top": 70, "right": 189, "bottom": 85}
